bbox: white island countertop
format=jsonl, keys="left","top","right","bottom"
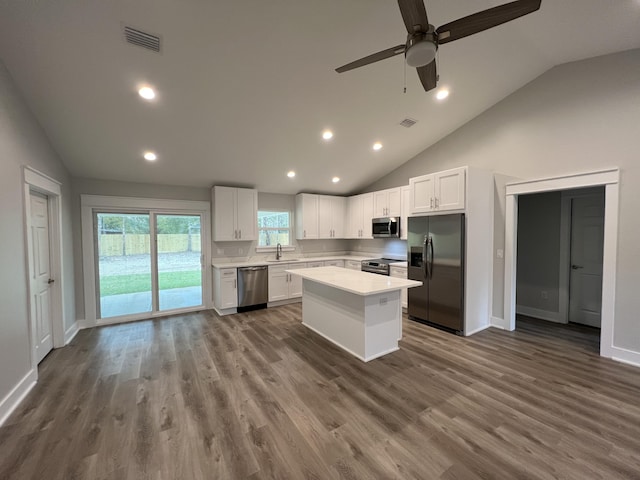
{"left": 288, "top": 266, "right": 421, "bottom": 296}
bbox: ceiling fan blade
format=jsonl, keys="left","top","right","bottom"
{"left": 416, "top": 60, "right": 437, "bottom": 92}
{"left": 335, "top": 44, "right": 406, "bottom": 73}
{"left": 436, "top": 0, "right": 541, "bottom": 44}
{"left": 398, "top": 0, "right": 429, "bottom": 34}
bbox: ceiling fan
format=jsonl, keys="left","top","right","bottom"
{"left": 335, "top": 0, "right": 542, "bottom": 92}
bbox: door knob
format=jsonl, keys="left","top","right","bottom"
{"left": 48, "top": 278, "right": 55, "bottom": 284}
{"left": 571, "top": 265, "right": 584, "bottom": 270}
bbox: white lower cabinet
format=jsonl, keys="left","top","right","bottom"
{"left": 213, "top": 267, "right": 238, "bottom": 311}
{"left": 268, "top": 263, "right": 307, "bottom": 302}
{"left": 390, "top": 266, "right": 408, "bottom": 309}
{"left": 324, "top": 259, "right": 345, "bottom": 268}
{"left": 306, "top": 261, "right": 324, "bottom": 268}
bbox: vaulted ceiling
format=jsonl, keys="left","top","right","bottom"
{"left": 1, "top": 0, "right": 638, "bottom": 194}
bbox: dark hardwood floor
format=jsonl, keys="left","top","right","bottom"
{"left": 1, "top": 305, "right": 640, "bottom": 479}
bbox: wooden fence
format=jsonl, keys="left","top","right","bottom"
{"left": 99, "top": 234, "right": 201, "bottom": 256}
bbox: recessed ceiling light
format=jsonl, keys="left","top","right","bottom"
{"left": 287, "top": 171, "right": 296, "bottom": 178}
{"left": 373, "top": 142, "right": 383, "bottom": 151}
{"left": 436, "top": 89, "right": 449, "bottom": 101}
{"left": 332, "top": 176, "right": 340, "bottom": 183}
{"left": 322, "top": 130, "right": 334, "bottom": 140}
{"left": 138, "top": 86, "right": 156, "bottom": 100}
{"left": 144, "top": 151, "right": 157, "bottom": 161}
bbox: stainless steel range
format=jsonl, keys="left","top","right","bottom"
{"left": 361, "top": 258, "right": 398, "bottom": 276}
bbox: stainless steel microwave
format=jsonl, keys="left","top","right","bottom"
{"left": 372, "top": 217, "right": 401, "bottom": 238}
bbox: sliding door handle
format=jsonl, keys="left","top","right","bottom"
{"left": 571, "top": 265, "right": 584, "bottom": 270}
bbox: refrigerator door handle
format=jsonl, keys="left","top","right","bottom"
{"left": 423, "top": 235, "right": 428, "bottom": 279}
{"left": 428, "top": 237, "right": 434, "bottom": 279}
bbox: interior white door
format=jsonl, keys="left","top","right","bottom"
{"left": 30, "top": 192, "right": 54, "bottom": 363}
{"left": 569, "top": 195, "right": 605, "bottom": 327}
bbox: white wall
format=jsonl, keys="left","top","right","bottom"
{"left": 0, "top": 60, "right": 75, "bottom": 410}
{"left": 363, "top": 49, "right": 640, "bottom": 352}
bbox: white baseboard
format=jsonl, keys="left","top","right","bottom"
{"left": 78, "top": 318, "right": 92, "bottom": 329}
{"left": 465, "top": 324, "right": 491, "bottom": 336}
{"left": 0, "top": 368, "right": 37, "bottom": 427}
{"left": 490, "top": 316, "right": 510, "bottom": 330}
{"left": 611, "top": 346, "right": 640, "bottom": 368}
{"left": 64, "top": 322, "right": 79, "bottom": 345}
{"left": 516, "top": 305, "right": 565, "bottom": 324}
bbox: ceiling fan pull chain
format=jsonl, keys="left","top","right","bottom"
{"left": 403, "top": 60, "right": 407, "bottom": 94}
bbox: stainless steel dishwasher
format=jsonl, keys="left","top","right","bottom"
{"left": 237, "top": 266, "right": 269, "bottom": 311}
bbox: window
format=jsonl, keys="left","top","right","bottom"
{"left": 257, "top": 210, "right": 291, "bottom": 246}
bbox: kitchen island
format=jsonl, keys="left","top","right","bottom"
{"left": 287, "top": 266, "right": 422, "bottom": 362}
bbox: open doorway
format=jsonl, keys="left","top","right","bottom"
{"left": 515, "top": 187, "right": 604, "bottom": 351}
{"left": 503, "top": 169, "right": 619, "bottom": 359}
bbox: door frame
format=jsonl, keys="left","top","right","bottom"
{"left": 559, "top": 187, "right": 605, "bottom": 325}
{"left": 80, "top": 195, "right": 212, "bottom": 328}
{"left": 504, "top": 168, "right": 619, "bottom": 359}
{"left": 22, "top": 167, "right": 66, "bottom": 371}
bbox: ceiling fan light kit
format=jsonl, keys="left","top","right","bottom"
{"left": 335, "top": 0, "right": 541, "bottom": 92}
{"left": 405, "top": 37, "right": 437, "bottom": 67}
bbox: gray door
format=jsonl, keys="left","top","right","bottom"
{"left": 428, "top": 214, "right": 465, "bottom": 331}
{"left": 569, "top": 195, "right": 604, "bottom": 327}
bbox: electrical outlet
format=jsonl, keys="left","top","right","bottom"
{"left": 497, "top": 249, "right": 504, "bottom": 259}
{"left": 541, "top": 291, "right": 548, "bottom": 299}
{"left": 217, "top": 248, "right": 223, "bottom": 255}
{"left": 239, "top": 248, "right": 243, "bottom": 255}
{"left": 379, "top": 297, "right": 387, "bottom": 306}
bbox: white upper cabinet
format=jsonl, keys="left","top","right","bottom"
{"left": 435, "top": 168, "right": 466, "bottom": 211}
{"left": 295, "top": 194, "right": 319, "bottom": 239}
{"left": 348, "top": 193, "right": 374, "bottom": 239}
{"left": 361, "top": 193, "right": 374, "bottom": 238}
{"left": 212, "top": 186, "right": 258, "bottom": 241}
{"left": 319, "top": 195, "right": 345, "bottom": 239}
{"left": 373, "top": 187, "right": 402, "bottom": 217}
{"left": 410, "top": 167, "right": 466, "bottom": 214}
{"left": 347, "top": 195, "right": 362, "bottom": 239}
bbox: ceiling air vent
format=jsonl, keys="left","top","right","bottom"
{"left": 399, "top": 118, "right": 417, "bottom": 128}
{"left": 124, "top": 25, "right": 161, "bottom": 53}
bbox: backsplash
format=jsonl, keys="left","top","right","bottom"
{"left": 347, "top": 238, "right": 407, "bottom": 260}
{"left": 211, "top": 238, "right": 407, "bottom": 263}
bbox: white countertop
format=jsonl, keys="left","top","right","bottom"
{"left": 212, "top": 255, "right": 384, "bottom": 269}
{"left": 288, "top": 266, "right": 421, "bottom": 296}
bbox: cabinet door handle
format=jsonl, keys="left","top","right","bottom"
{"left": 430, "top": 198, "right": 434, "bottom": 209}
{"left": 435, "top": 198, "right": 439, "bottom": 208}
{"left": 304, "top": 230, "right": 306, "bottom": 238}
{"left": 234, "top": 279, "right": 237, "bottom": 288}
{"left": 239, "top": 229, "right": 242, "bottom": 239}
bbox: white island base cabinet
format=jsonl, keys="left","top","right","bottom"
{"left": 302, "top": 280, "right": 402, "bottom": 362}
{"left": 290, "top": 267, "right": 421, "bottom": 362}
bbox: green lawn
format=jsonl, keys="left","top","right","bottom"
{"left": 100, "top": 270, "right": 201, "bottom": 297}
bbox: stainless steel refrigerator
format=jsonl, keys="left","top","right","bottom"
{"left": 407, "top": 214, "right": 465, "bottom": 334}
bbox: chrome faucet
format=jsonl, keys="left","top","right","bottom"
{"left": 276, "top": 243, "right": 282, "bottom": 260}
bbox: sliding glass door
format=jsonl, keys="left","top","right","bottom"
{"left": 97, "top": 213, "right": 152, "bottom": 318}
{"left": 157, "top": 214, "right": 202, "bottom": 311}
{"left": 95, "top": 210, "right": 204, "bottom": 320}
